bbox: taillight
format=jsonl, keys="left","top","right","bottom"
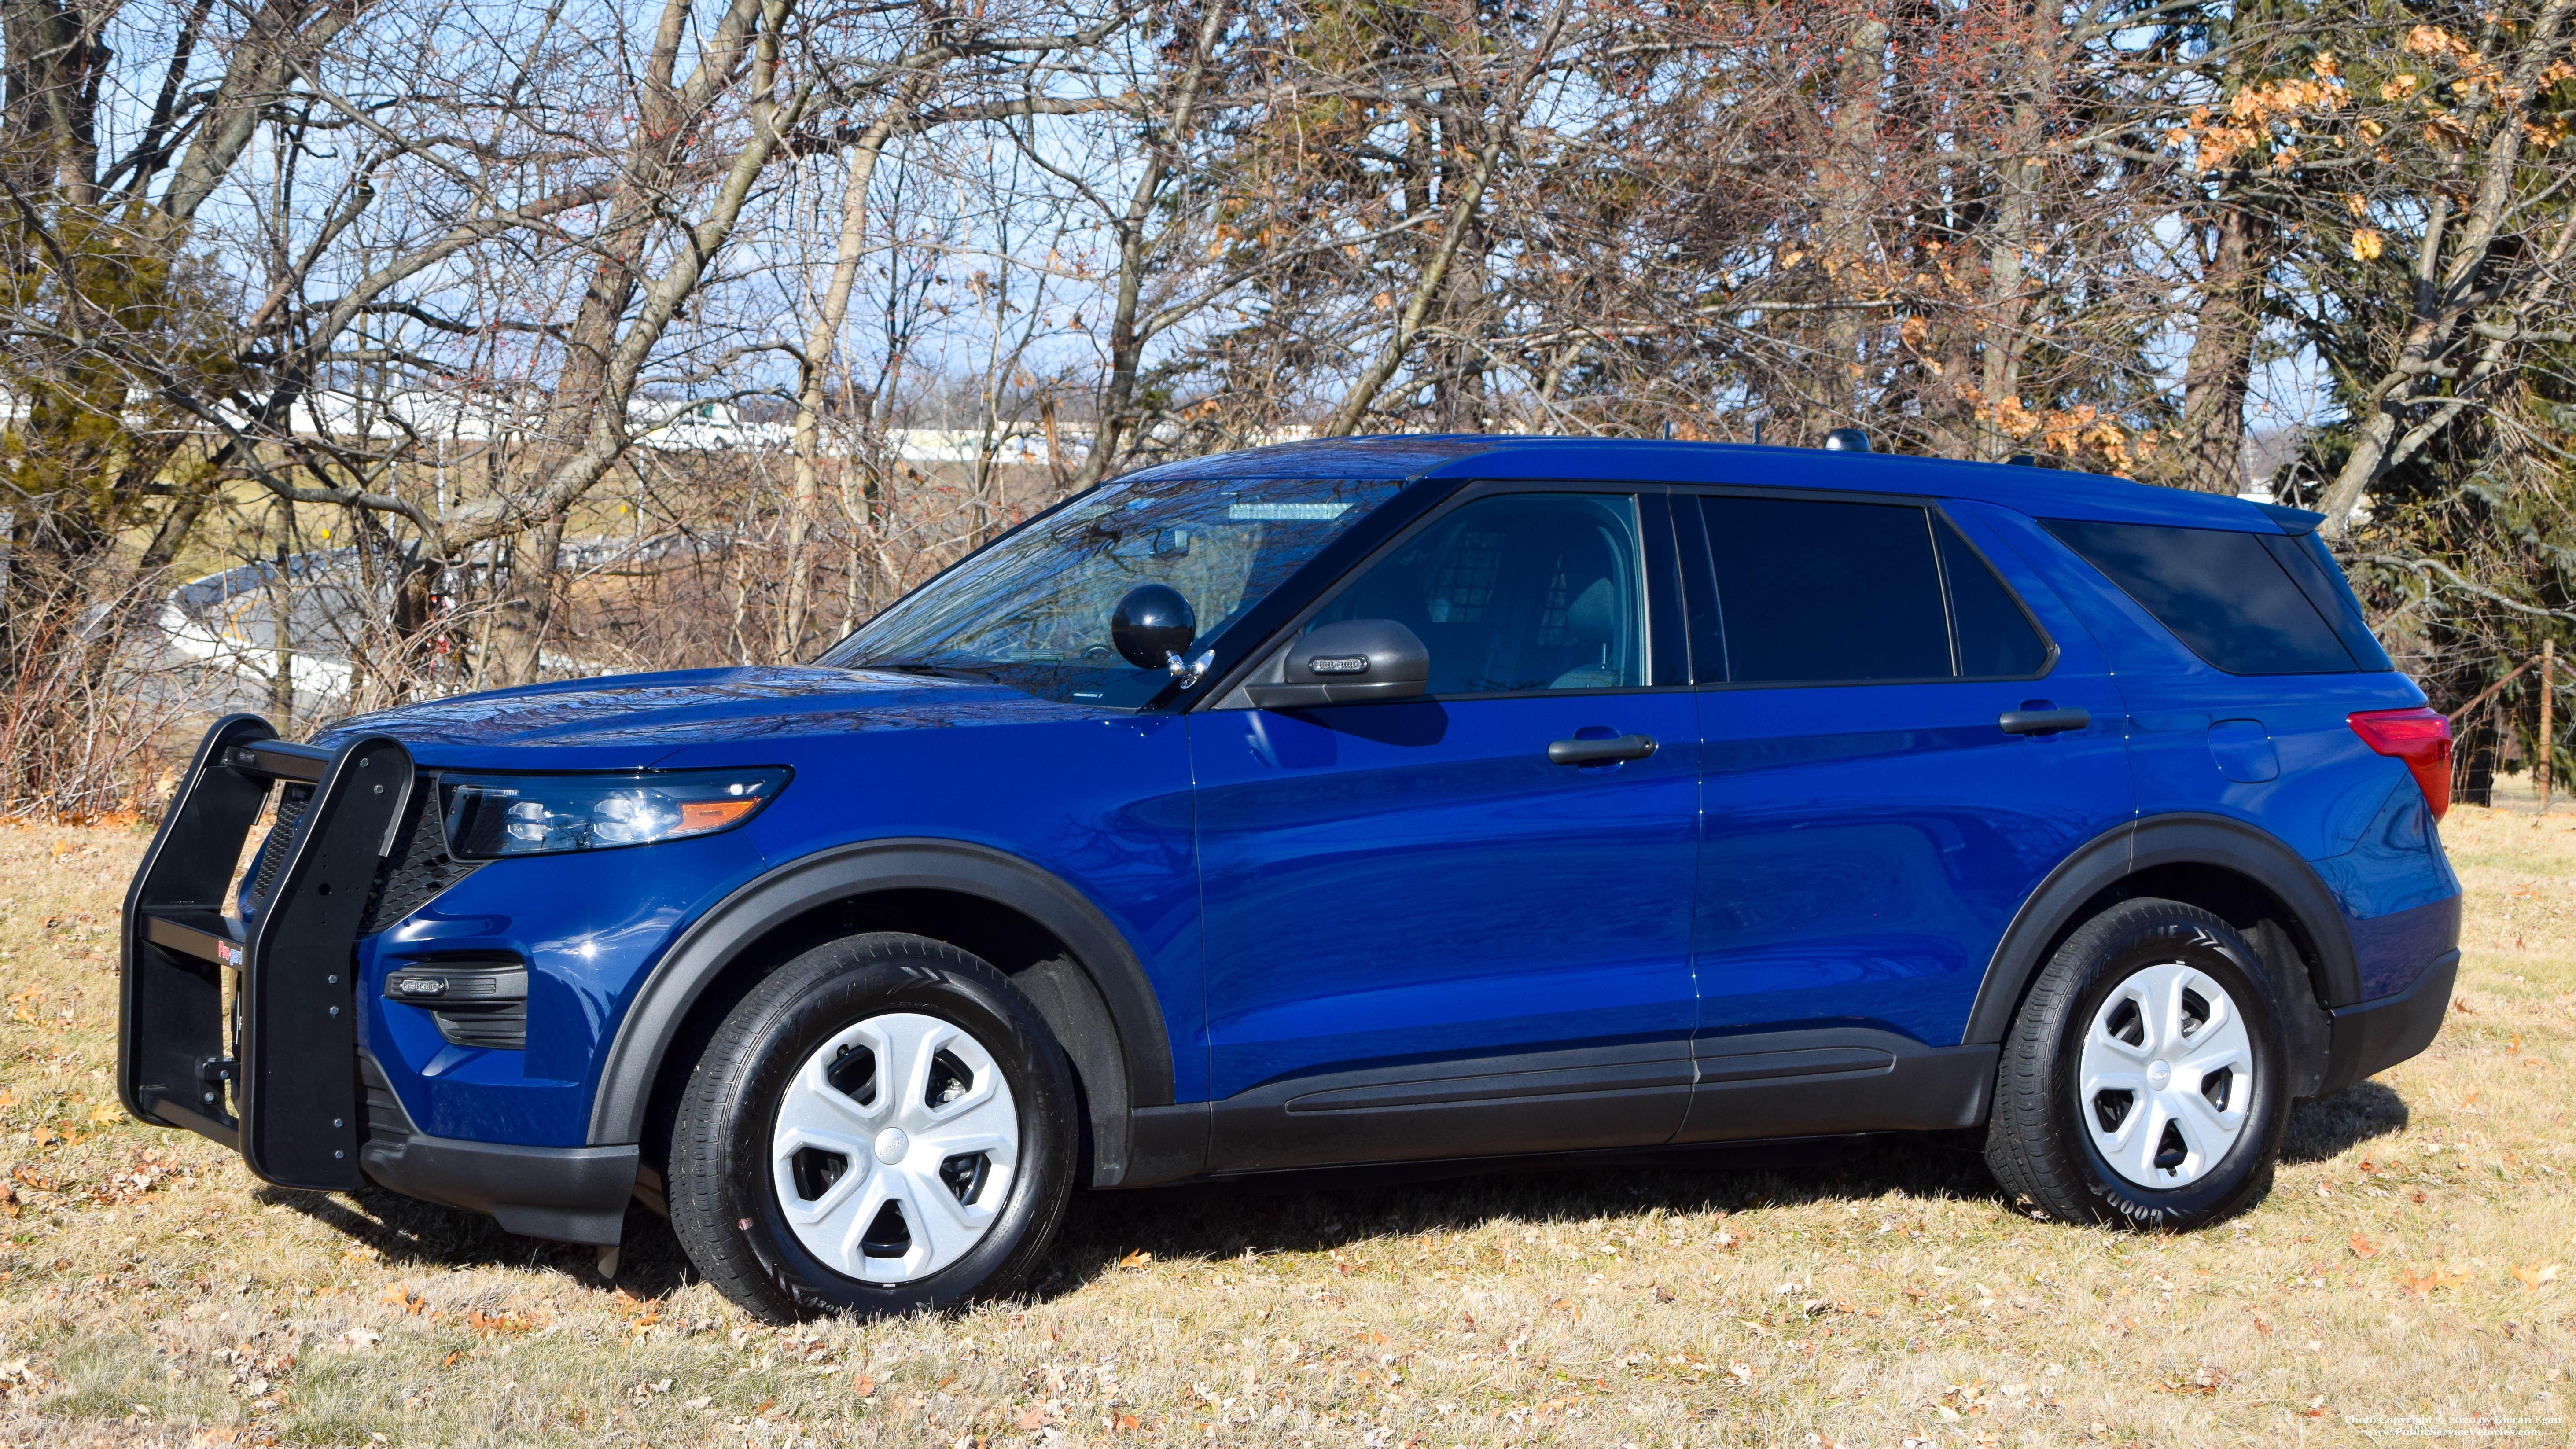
{"left": 2348, "top": 706, "right": 2454, "bottom": 821}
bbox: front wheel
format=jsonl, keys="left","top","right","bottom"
{"left": 667, "top": 933, "right": 1080, "bottom": 1321}
{"left": 1984, "top": 898, "right": 2289, "bottom": 1228}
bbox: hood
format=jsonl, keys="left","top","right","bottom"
{"left": 313, "top": 666, "right": 1101, "bottom": 770}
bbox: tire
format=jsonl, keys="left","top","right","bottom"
{"left": 1984, "top": 898, "right": 2289, "bottom": 1228}
{"left": 668, "top": 932, "right": 1080, "bottom": 1321}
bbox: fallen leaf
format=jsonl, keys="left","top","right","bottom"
{"left": 1018, "top": 1408, "right": 1049, "bottom": 1430}
{"left": 1728, "top": 1361, "right": 1755, "bottom": 1385}
{"left": 2348, "top": 1234, "right": 2378, "bottom": 1260}
{"left": 2512, "top": 1264, "right": 2561, "bottom": 1290}
{"left": 1117, "top": 1250, "right": 1152, "bottom": 1270}
{"left": 2396, "top": 1265, "right": 2466, "bottom": 1297}
{"left": 340, "top": 1327, "right": 382, "bottom": 1350}
{"left": 854, "top": 1375, "right": 875, "bottom": 1397}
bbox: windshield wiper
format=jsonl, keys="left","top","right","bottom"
{"left": 856, "top": 658, "right": 998, "bottom": 682}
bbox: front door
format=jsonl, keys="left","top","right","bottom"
{"left": 1191, "top": 486, "right": 1701, "bottom": 1169}
{"left": 1675, "top": 490, "right": 2135, "bottom": 1137}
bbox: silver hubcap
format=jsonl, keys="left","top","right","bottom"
{"left": 2078, "top": 962, "right": 2253, "bottom": 1189}
{"left": 770, "top": 1012, "right": 1018, "bottom": 1284}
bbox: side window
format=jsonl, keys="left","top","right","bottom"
{"left": 2041, "top": 518, "right": 2359, "bottom": 675}
{"left": 1312, "top": 493, "right": 1646, "bottom": 695}
{"left": 1695, "top": 496, "right": 1952, "bottom": 684}
{"left": 1936, "top": 516, "right": 2051, "bottom": 678}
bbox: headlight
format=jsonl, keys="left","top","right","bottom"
{"left": 439, "top": 768, "right": 789, "bottom": 859}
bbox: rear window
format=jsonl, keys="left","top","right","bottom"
{"left": 2040, "top": 519, "right": 2365, "bottom": 675}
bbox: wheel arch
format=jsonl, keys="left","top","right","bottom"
{"left": 589, "top": 838, "right": 1175, "bottom": 1187}
{"left": 1965, "top": 813, "right": 2357, "bottom": 1097}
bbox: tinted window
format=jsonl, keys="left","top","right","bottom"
{"left": 1697, "top": 496, "right": 1951, "bottom": 684}
{"left": 1314, "top": 493, "right": 1645, "bottom": 695}
{"left": 2042, "top": 519, "right": 2359, "bottom": 674}
{"left": 2262, "top": 532, "right": 2394, "bottom": 671}
{"left": 1937, "top": 517, "right": 2050, "bottom": 677}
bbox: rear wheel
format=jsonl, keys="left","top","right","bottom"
{"left": 1985, "top": 898, "right": 2289, "bottom": 1228}
{"left": 667, "top": 933, "right": 1079, "bottom": 1321}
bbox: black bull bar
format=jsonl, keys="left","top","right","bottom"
{"left": 118, "top": 714, "right": 412, "bottom": 1190}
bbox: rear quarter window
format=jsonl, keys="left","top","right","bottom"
{"left": 2040, "top": 518, "right": 2361, "bottom": 675}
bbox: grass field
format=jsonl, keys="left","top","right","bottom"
{"left": 0, "top": 794, "right": 2570, "bottom": 1448}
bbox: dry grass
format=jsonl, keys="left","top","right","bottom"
{"left": 0, "top": 793, "right": 2571, "bottom": 1448}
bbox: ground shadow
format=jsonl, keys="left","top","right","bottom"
{"left": 265, "top": 1185, "right": 701, "bottom": 1299}
{"left": 2279, "top": 1079, "right": 2410, "bottom": 1165}
{"left": 1028, "top": 1131, "right": 2006, "bottom": 1299}
{"left": 267, "top": 1081, "right": 2413, "bottom": 1305}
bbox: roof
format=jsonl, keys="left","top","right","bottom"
{"left": 1118, "top": 434, "right": 2289, "bottom": 533}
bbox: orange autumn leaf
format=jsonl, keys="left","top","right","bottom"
{"left": 2349, "top": 1234, "right": 2379, "bottom": 1259}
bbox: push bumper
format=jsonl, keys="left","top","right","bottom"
{"left": 2315, "top": 948, "right": 2460, "bottom": 1097}
{"left": 119, "top": 715, "right": 635, "bottom": 1243}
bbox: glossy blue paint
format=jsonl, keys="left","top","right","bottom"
{"left": 260, "top": 437, "right": 2459, "bottom": 1166}
{"left": 357, "top": 825, "right": 767, "bottom": 1145}
{"left": 1693, "top": 682, "right": 2133, "bottom": 1045}
{"left": 335, "top": 669, "right": 1206, "bottom": 1142}
{"left": 2208, "top": 720, "right": 2281, "bottom": 783}
{"left": 1134, "top": 438, "right": 2289, "bottom": 533}
{"left": 1191, "top": 692, "right": 1700, "bottom": 1099}
{"left": 1946, "top": 496, "right": 2454, "bottom": 1000}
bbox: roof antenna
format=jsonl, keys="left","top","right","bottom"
{"left": 1823, "top": 428, "right": 1872, "bottom": 452}
{"left": 1752, "top": 419, "right": 1764, "bottom": 446}
{"left": 1662, "top": 420, "right": 1673, "bottom": 441}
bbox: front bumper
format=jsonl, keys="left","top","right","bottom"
{"left": 119, "top": 715, "right": 635, "bottom": 1243}
{"left": 359, "top": 1055, "right": 634, "bottom": 1244}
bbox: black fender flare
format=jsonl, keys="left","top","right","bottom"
{"left": 1961, "top": 813, "right": 2359, "bottom": 1059}
{"left": 586, "top": 837, "right": 1177, "bottom": 1165}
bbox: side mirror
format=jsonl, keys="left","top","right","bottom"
{"left": 1111, "top": 584, "right": 1196, "bottom": 670}
{"left": 1247, "top": 619, "right": 1430, "bottom": 709}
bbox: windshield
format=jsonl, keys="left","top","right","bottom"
{"left": 816, "top": 474, "right": 1406, "bottom": 706}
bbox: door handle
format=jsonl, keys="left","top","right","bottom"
{"left": 1998, "top": 706, "right": 2090, "bottom": 736}
{"left": 1548, "top": 733, "right": 1659, "bottom": 765}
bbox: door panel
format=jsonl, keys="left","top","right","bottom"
{"left": 1189, "top": 487, "right": 1701, "bottom": 1168}
{"left": 1691, "top": 676, "right": 2130, "bottom": 1044}
{"left": 1674, "top": 491, "right": 2133, "bottom": 1141}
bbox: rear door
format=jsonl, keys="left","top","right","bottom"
{"left": 1190, "top": 484, "right": 1702, "bottom": 1169}
{"left": 1676, "top": 490, "right": 2134, "bottom": 1139}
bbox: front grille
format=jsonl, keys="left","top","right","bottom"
{"left": 249, "top": 784, "right": 312, "bottom": 905}
{"left": 359, "top": 781, "right": 482, "bottom": 934}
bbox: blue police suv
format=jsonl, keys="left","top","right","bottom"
{"left": 121, "top": 436, "right": 2461, "bottom": 1320}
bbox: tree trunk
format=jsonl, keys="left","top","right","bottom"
{"left": 2160, "top": 197, "right": 2267, "bottom": 494}
{"left": 1805, "top": 14, "right": 1888, "bottom": 442}
{"left": 779, "top": 95, "right": 916, "bottom": 661}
